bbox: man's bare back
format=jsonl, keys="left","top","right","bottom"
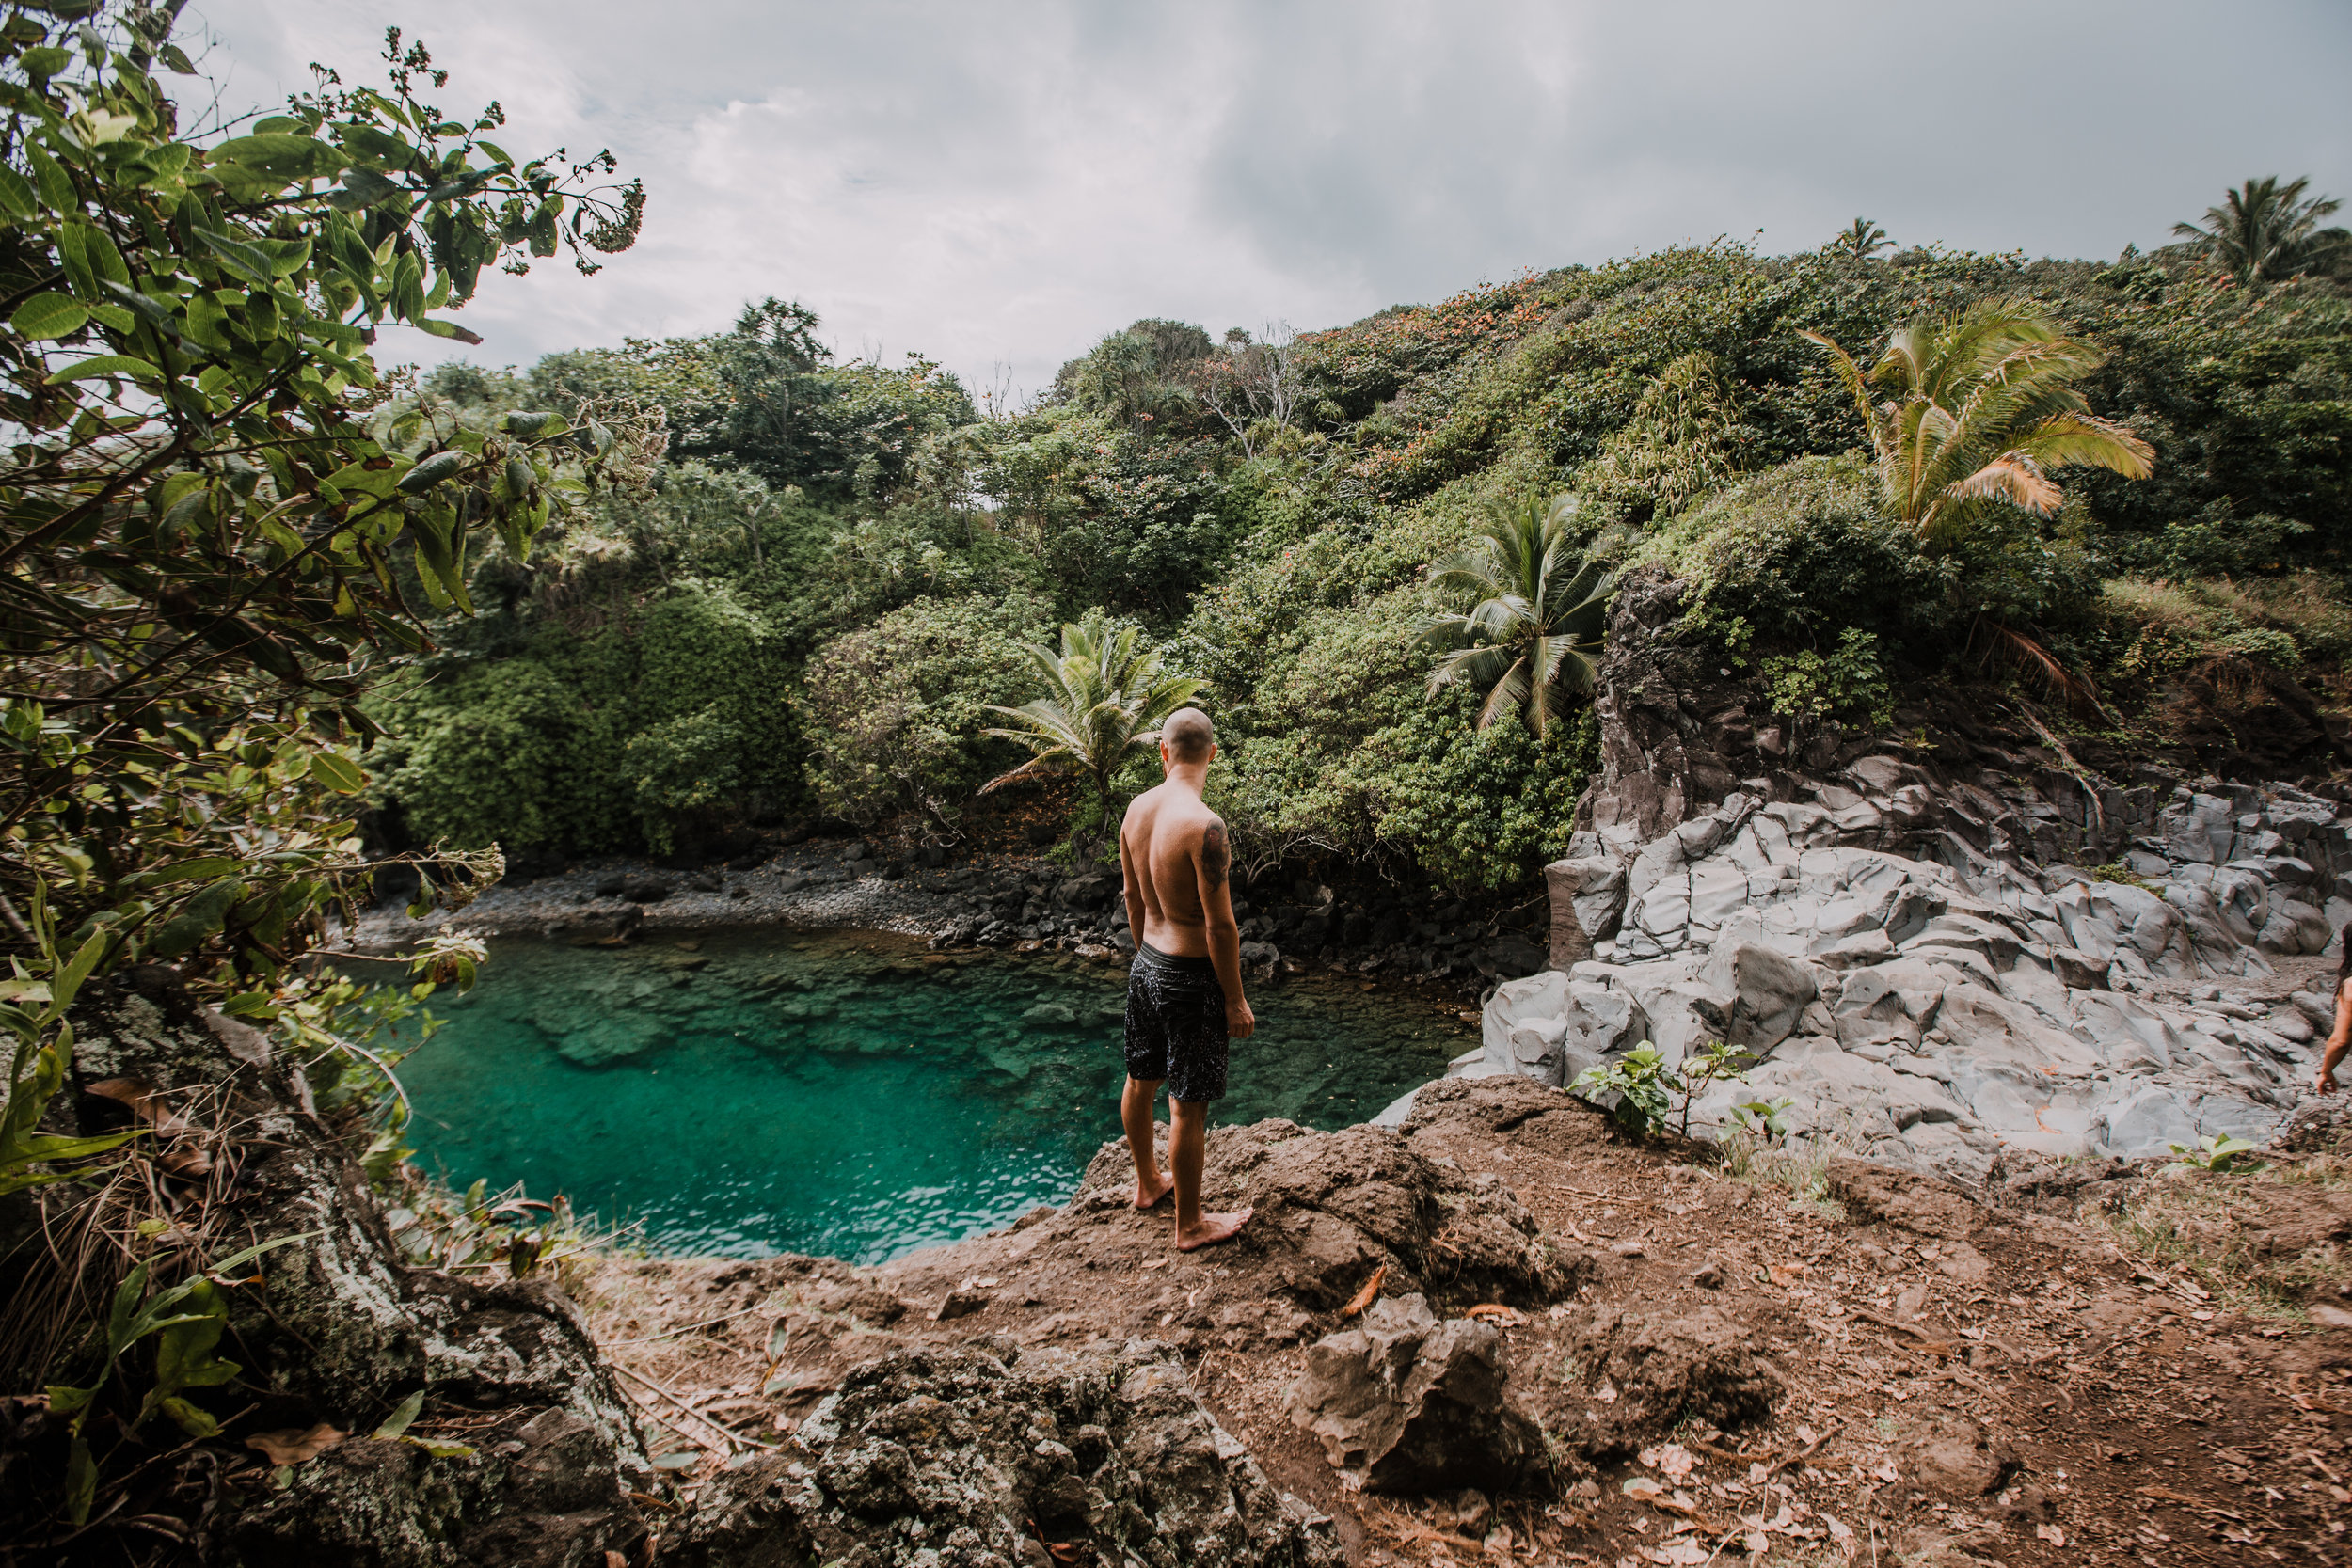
{"left": 1116, "top": 708, "right": 1254, "bottom": 1251}
{"left": 1122, "top": 783, "right": 1225, "bottom": 958}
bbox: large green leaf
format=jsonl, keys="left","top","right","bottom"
{"left": 10, "top": 292, "right": 88, "bottom": 339}
{"left": 52, "top": 354, "right": 159, "bottom": 384}
{"left": 210, "top": 133, "right": 347, "bottom": 185}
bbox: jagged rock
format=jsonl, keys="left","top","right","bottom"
{"left": 1077, "top": 1113, "right": 1589, "bottom": 1311}
{"left": 47, "top": 977, "right": 653, "bottom": 1566}
{"left": 1548, "top": 1305, "right": 1783, "bottom": 1460}
{"left": 675, "top": 1343, "right": 1339, "bottom": 1568}
{"left": 1695, "top": 941, "right": 1817, "bottom": 1052}
{"left": 1285, "top": 1294, "right": 1544, "bottom": 1495}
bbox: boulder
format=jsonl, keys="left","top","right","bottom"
{"left": 1077, "top": 1116, "right": 1585, "bottom": 1311}
{"left": 1545, "top": 855, "right": 1627, "bottom": 962}
{"left": 1695, "top": 942, "right": 1818, "bottom": 1052}
{"left": 58, "top": 977, "right": 654, "bottom": 1566}
{"left": 1286, "top": 1294, "right": 1544, "bottom": 1495}
{"left": 1549, "top": 1305, "right": 1783, "bottom": 1460}
{"left": 675, "top": 1343, "right": 1339, "bottom": 1568}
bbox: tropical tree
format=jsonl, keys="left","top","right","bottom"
{"left": 1801, "top": 301, "right": 2154, "bottom": 545}
{"left": 1417, "top": 495, "right": 1615, "bottom": 735}
{"left": 2173, "top": 176, "right": 2348, "bottom": 287}
{"left": 1829, "top": 217, "right": 1892, "bottom": 259}
{"left": 0, "top": 5, "right": 640, "bottom": 1532}
{"left": 982, "top": 620, "right": 1204, "bottom": 809}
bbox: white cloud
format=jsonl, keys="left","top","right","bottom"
{"left": 187, "top": 0, "right": 2351, "bottom": 396}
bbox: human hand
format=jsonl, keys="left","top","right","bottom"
{"left": 1226, "top": 997, "right": 1256, "bottom": 1039}
{"left": 2317, "top": 1065, "right": 2340, "bottom": 1096}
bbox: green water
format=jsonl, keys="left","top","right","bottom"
{"left": 398, "top": 928, "right": 1470, "bottom": 1263}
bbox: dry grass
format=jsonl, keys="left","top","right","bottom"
{"left": 2103, "top": 571, "right": 2352, "bottom": 667}
{"left": 2097, "top": 1154, "right": 2351, "bottom": 1323}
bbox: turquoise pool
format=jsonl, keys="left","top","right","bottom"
{"left": 396, "top": 929, "right": 1470, "bottom": 1263}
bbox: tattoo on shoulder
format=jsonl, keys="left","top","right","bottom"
{"left": 1200, "top": 822, "right": 1229, "bottom": 889}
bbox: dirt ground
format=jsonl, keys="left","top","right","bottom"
{"left": 569, "top": 1075, "right": 2352, "bottom": 1567}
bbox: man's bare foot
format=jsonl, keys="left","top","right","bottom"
{"left": 1176, "top": 1207, "right": 1252, "bottom": 1251}
{"left": 1133, "top": 1170, "right": 1174, "bottom": 1210}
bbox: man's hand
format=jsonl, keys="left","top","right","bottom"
{"left": 2318, "top": 1065, "right": 2340, "bottom": 1095}
{"left": 1226, "top": 997, "right": 1256, "bottom": 1038}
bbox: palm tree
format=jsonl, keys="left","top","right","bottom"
{"left": 982, "top": 620, "right": 1203, "bottom": 808}
{"left": 1829, "top": 217, "right": 1892, "bottom": 259}
{"left": 1417, "top": 495, "right": 1615, "bottom": 735}
{"left": 2173, "top": 176, "right": 2348, "bottom": 287}
{"left": 1802, "top": 300, "right": 2154, "bottom": 545}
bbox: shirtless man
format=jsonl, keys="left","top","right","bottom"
{"left": 1118, "top": 706, "right": 1254, "bottom": 1250}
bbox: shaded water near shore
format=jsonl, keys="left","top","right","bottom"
{"left": 397, "top": 929, "right": 1472, "bottom": 1263}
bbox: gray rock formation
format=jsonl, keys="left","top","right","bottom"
{"left": 672, "top": 1341, "right": 1340, "bottom": 1568}
{"left": 1484, "top": 766, "right": 2344, "bottom": 1180}
{"left": 1285, "top": 1293, "right": 1545, "bottom": 1494}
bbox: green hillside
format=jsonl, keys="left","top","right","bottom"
{"left": 375, "top": 232, "right": 2352, "bottom": 891}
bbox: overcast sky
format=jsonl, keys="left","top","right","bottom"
{"left": 190, "top": 0, "right": 2351, "bottom": 399}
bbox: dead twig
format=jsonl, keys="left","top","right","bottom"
{"left": 610, "top": 1362, "right": 777, "bottom": 1454}
{"left": 1756, "top": 1420, "right": 1840, "bottom": 1481}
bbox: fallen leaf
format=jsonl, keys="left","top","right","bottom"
{"left": 2036, "top": 1523, "right": 2066, "bottom": 1546}
{"left": 1340, "top": 1264, "right": 1387, "bottom": 1318}
{"left": 1623, "top": 1476, "right": 1666, "bottom": 1500}
{"left": 1795, "top": 1423, "right": 1819, "bottom": 1446}
{"left": 1869, "top": 1459, "right": 1899, "bottom": 1483}
{"left": 1654, "top": 1442, "right": 1695, "bottom": 1481}
{"left": 246, "top": 1422, "right": 346, "bottom": 1465}
{"left": 1768, "top": 1261, "right": 1806, "bottom": 1286}
{"left": 1465, "top": 1304, "right": 1523, "bottom": 1326}
{"left": 1823, "top": 1513, "right": 1852, "bottom": 1542}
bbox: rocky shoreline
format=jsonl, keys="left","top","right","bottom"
{"left": 353, "top": 836, "right": 1550, "bottom": 995}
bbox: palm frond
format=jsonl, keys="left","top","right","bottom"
{"left": 1940, "top": 455, "right": 2062, "bottom": 516}
{"left": 2007, "top": 412, "right": 2154, "bottom": 479}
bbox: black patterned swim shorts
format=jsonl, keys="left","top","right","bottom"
{"left": 1122, "top": 941, "right": 1229, "bottom": 1103}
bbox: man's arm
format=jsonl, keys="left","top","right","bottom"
{"left": 1119, "top": 814, "right": 1148, "bottom": 952}
{"left": 2320, "top": 983, "right": 2350, "bottom": 1092}
{"left": 1195, "top": 819, "right": 1254, "bottom": 1038}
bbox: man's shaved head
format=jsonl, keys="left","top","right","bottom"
{"left": 1162, "top": 707, "right": 1216, "bottom": 764}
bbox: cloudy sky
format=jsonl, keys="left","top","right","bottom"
{"left": 190, "top": 0, "right": 2350, "bottom": 398}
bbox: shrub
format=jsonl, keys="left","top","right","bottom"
{"left": 1647, "top": 455, "right": 1956, "bottom": 650}
{"left": 1757, "top": 629, "right": 1897, "bottom": 732}
{"left": 799, "top": 594, "right": 1054, "bottom": 828}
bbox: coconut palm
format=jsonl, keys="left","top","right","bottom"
{"left": 982, "top": 620, "right": 1203, "bottom": 808}
{"left": 1802, "top": 300, "right": 2154, "bottom": 546}
{"left": 1417, "top": 495, "right": 1615, "bottom": 735}
{"left": 2173, "top": 176, "right": 2347, "bottom": 287}
{"left": 1829, "top": 217, "right": 1892, "bottom": 259}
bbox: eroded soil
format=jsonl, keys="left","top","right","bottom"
{"left": 571, "top": 1078, "right": 2352, "bottom": 1566}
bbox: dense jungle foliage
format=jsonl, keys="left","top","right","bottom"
{"left": 377, "top": 231, "right": 2352, "bottom": 892}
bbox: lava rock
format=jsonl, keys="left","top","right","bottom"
{"left": 1549, "top": 1304, "right": 1783, "bottom": 1460}
{"left": 1285, "top": 1293, "right": 1545, "bottom": 1495}
{"left": 1077, "top": 1114, "right": 1587, "bottom": 1312}
{"left": 675, "top": 1343, "right": 1338, "bottom": 1568}
{"left": 619, "top": 872, "right": 674, "bottom": 903}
